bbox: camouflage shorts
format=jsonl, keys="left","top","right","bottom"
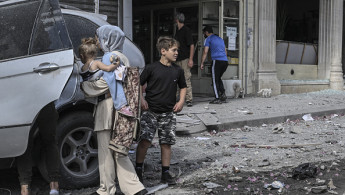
{"left": 139, "top": 110, "right": 176, "bottom": 145}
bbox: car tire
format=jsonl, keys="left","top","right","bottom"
{"left": 38, "top": 111, "right": 99, "bottom": 189}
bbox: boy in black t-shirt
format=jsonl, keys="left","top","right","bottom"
{"left": 135, "top": 36, "right": 187, "bottom": 185}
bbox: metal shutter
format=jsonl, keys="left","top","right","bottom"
{"left": 99, "top": 0, "right": 118, "bottom": 25}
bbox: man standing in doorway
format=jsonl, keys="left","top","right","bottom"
{"left": 174, "top": 12, "right": 194, "bottom": 107}
{"left": 200, "top": 26, "right": 228, "bottom": 104}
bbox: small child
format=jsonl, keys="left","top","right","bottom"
{"left": 79, "top": 37, "right": 134, "bottom": 117}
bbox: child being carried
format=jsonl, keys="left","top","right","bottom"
{"left": 79, "top": 37, "right": 134, "bottom": 117}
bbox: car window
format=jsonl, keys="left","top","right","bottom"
{"left": 63, "top": 14, "right": 102, "bottom": 57}
{"left": 30, "top": 0, "right": 72, "bottom": 55}
{"left": 0, "top": 1, "right": 39, "bottom": 60}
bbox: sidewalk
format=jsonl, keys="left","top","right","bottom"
{"left": 176, "top": 89, "right": 345, "bottom": 135}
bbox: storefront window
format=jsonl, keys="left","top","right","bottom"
{"left": 153, "top": 9, "right": 174, "bottom": 61}
{"left": 276, "top": 0, "right": 319, "bottom": 65}
{"left": 133, "top": 5, "right": 198, "bottom": 65}
{"left": 133, "top": 12, "right": 152, "bottom": 64}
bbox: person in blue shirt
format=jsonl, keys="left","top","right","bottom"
{"left": 200, "top": 26, "right": 228, "bottom": 104}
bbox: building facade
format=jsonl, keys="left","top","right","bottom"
{"left": 63, "top": 0, "right": 345, "bottom": 95}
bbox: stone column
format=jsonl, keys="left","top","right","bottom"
{"left": 319, "top": 0, "right": 344, "bottom": 90}
{"left": 255, "top": 0, "right": 281, "bottom": 95}
{"left": 318, "top": 0, "right": 331, "bottom": 79}
{"left": 329, "top": 0, "right": 344, "bottom": 90}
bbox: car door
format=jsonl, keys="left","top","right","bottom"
{"left": 56, "top": 11, "right": 146, "bottom": 108}
{"left": 55, "top": 12, "right": 106, "bottom": 108}
{"left": 0, "top": 0, "right": 74, "bottom": 158}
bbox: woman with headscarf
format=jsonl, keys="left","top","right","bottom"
{"left": 82, "top": 25, "right": 147, "bottom": 195}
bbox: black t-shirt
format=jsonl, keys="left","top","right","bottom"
{"left": 140, "top": 61, "right": 187, "bottom": 113}
{"left": 174, "top": 25, "right": 193, "bottom": 61}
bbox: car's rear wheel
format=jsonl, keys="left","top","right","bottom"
{"left": 38, "top": 111, "right": 99, "bottom": 189}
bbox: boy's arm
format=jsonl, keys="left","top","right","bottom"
{"left": 173, "top": 87, "right": 186, "bottom": 112}
{"left": 94, "top": 60, "right": 120, "bottom": 72}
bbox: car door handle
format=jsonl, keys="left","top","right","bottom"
{"left": 33, "top": 63, "right": 60, "bottom": 73}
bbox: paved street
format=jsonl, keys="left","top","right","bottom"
{"left": 2, "top": 89, "right": 345, "bottom": 194}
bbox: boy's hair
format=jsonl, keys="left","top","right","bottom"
{"left": 79, "top": 37, "right": 98, "bottom": 59}
{"left": 156, "top": 36, "right": 179, "bottom": 55}
{"left": 175, "top": 12, "right": 185, "bottom": 23}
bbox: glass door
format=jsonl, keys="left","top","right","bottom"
{"left": 176, "top": 6, "right": 199, "bottom": 76}
{"left": 153, "top": 9, "right": 174, "bottom": 62}
{"left": 133, "top": 11, "right": 152, "bottom": 64}
{"left": 222, "top": 0, "right": 240, "bottom": 79}
{"left": 198, "top": 0, "right": 221, "bottom": 78}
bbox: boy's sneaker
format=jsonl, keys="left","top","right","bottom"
{"left": 186, "top": 101, "right": 193, "bottom": 107}
{"left": 161, "top": 171, "right": 176, "bottom": 185}
{"left": 119, "top": 106, "right": 134, "bottom": 117}
{"left": 135, "top": 167, "right": 143, "bottom": 183}
{"left": 209, "top": 98, "right": 222, "bottom": 104}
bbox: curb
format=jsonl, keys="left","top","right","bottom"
{"left": 218, "top": 105, "right": 345, "bottom": 130}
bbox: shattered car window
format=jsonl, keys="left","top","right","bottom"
{"left": 0, "top": 1, "right": 39, "bottom": 60}
{"left": 0, "top": 0, "right": 72, "bottom": 60}
{"left": 31, "top": 0, "right": 72, "bottom": 54}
